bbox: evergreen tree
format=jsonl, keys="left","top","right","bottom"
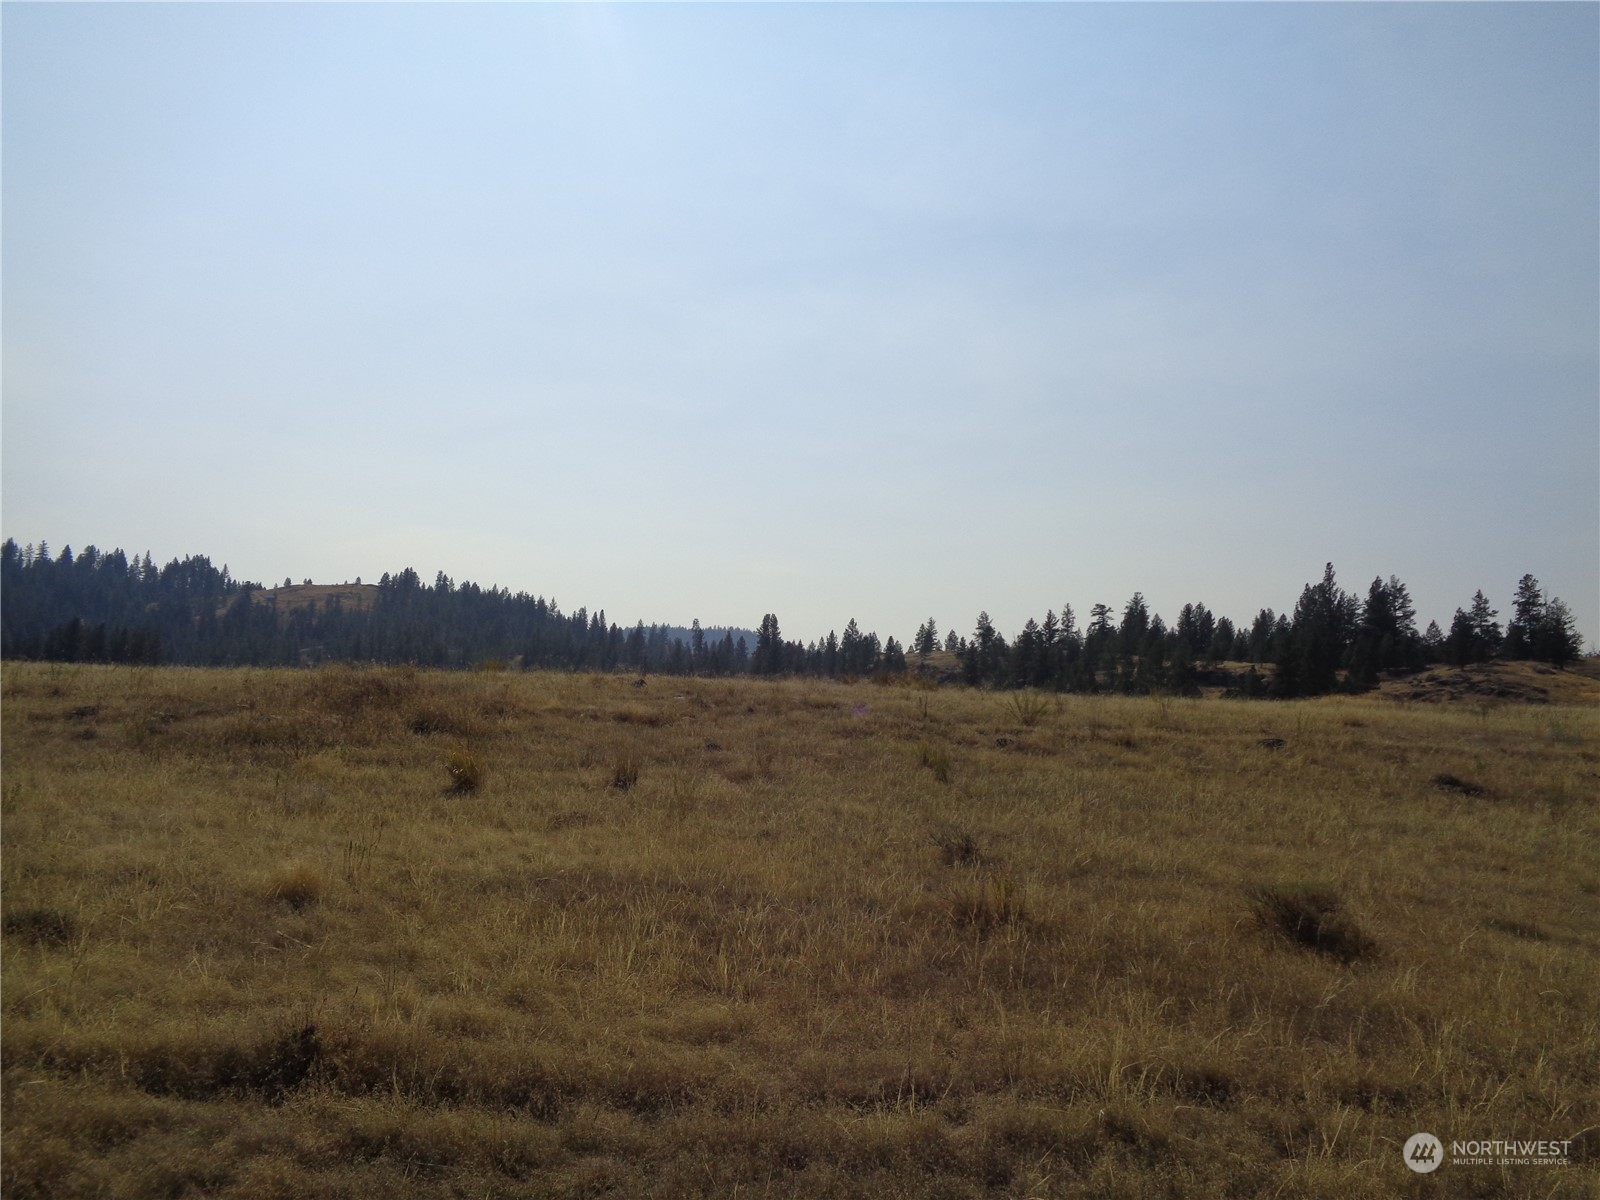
{"left": 1531, "top": 597, "right": 1583, "bottom": 666}
{"left": 1444, "top": 591, "right": 1502, "bottom": 665}
{"left": 1275, "top": 564, "right": 1357, "bottom": 697}
{"left": 1247, "top": 608, "right": 1277, "bottom": 664}
{"left": 1499, "top": 574, "right": 1579, "bottom": 664}
{"left": 1119, "top": 593, "right": 1150, "bottom": 662}
{"left": 1348, "top": 574, "right": 1422, "bottom": 686}
{"left": 1420, "top": 620, "right": 1445, "bottom": 662}
{"left": 1039, "top": 609, "right": 1062, "bottom": 686}
{"left": 1084, "top": 603, "right": 1116, "bottom": 678}
{"left": 840, "top": 618, "right": 867, "bottom": 676}
{"left": 753, "top": 614, "right": 783, "bottom": 675}
{"left": 1209, "top": 616, "right": 1235, "bottom": 664}
{"left": 859, "top": 631, "right": 882, "bottom": 676}
{"left": 1012, "top": 617, "right": 1041, "bottom": 687}
{"left": 881, "top": 636, "right": 907, "bottom": 674}
{"left": 966, "top": 612, "right": 1000, "bottom": 685}
{"left": 1504, "top": 574, "right": 1543, "bottom": 659}
{"left": 1174, "top": 603, "right": 1216, "bottom": 663}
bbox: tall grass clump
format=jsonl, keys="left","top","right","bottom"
{"left": 611, "top": 754, "right": 641, "bottom": 791}
{"left": 264, "top": 863, "right": 326, "bottom": 912}
{"left": 3, "top": 907, "right": 79, "bottom": 948}
{"left": 917, "top": 740, "right": 951, "bottom": 784}
{"left": 1247, "top": 881, "right": 1377, "bottom": 964}
{"left": 948, "top": 871, "right": 1027, "bottom": 932}
{"left": 444, "top": 747, "right": 484, "bottom": 794}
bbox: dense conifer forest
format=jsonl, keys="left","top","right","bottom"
{"left": 1, "top": 538, "right": 1583, "bottom": 697}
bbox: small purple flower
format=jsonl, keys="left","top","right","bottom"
{"left": 851, "top": 704, "right": 869, "bottom": 718}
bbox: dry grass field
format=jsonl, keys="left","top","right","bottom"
{"left": 3, "top": 662, "right": 1597, "bottom": 1198}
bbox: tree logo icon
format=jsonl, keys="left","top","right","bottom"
{"left": 1404, "top": 1132, "right": 1443, "bottom": 1173}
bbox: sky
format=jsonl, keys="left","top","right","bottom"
{"left": 4, "top": 2, "right": 1596, "bottom": 648}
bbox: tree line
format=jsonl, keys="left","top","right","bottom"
{"left": 1, "top": 540, "right": 1584, "bottom": 696}
{"left": 748, "top": 564, "right": 1582, "bottom": 696}
{"left": 0, "top": 541, "right": 745, "bottom": 675}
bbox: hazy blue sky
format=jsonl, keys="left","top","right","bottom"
{"left": 4, "top": 2, "right": 1596, "bottom": 647}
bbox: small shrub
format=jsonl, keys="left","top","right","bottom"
{"left": 1432, "top": 772, "right": 1486, "bottom": 797}
{"left": 408, "top": 705, "right": 481, "bottom": 737}
{"left": 612, "top": 705, "right": 662, "bottom": 726}
{"left": 1005, "top": 691, "right": 1052, "bottom": 728}
{"left": 1248, "top": 882, "right": 1376, "bottom": 964}
{"left": 445, "top": 748, "right": 484, "bottom": 794}
{"left": 306, "top": 667, "right": 412, "bottom": 715}
{"left": 611, "top": 755, "right": 641, "bottom": 791}
{"left": 249, "top": 1024, "right": 322, "bottom": 1099}
{"left": 265, "top": 863, "right": 325, "bottom": 912}
{"left": 132, "top": 1024, "right": 321, "bottom": 1102}
{"left": 918, "top": 741, "right": 951, "bottom": 784}
{"left": 934, "top": 829, "right": 982, "bottom": 867}
{"left": 3, "top": 907, "right": 79, "bottom": 948}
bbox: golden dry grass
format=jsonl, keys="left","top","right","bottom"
{"left": 247, "top": 583, "right": 380, "bottom": 616}
{"left": 2, "top": 662, "right": 1597, "bottom": 1198}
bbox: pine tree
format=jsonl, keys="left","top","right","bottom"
{"left": 1348, "top": 574, "right": 1422, "bottom": 686}
{"left": 1275, "top": 564, "right": 1356, "bottom": 697}
{"left": 1039, "top": 609, "right": 1062, "bottom": 686}
{"left": 881, "top": 636, "right": 907, "bottom": 674}
{"left": 1013, "top": 618, "right": 1041, "bottom": 686}
{"left": 1531, "top": 597, "right": 1583, "bottom": 666}
{"left": 1084, "top": 603, "right": 1116, "bottom": 676}
{"left": 1247, "top": 609, "right": 1276, "bottom": 663}
{"left": 1119, "top": 594, "right": 1150, "bottom": 661}
{"left": 1209, "top": 616, "right": 1235, "bottom": 664}
{"left": 753, "top": 614, "right": 783, "bottom": 675}
{"left": 1421, "top": 620, "right": 1445, "bottom": 661}
{"left": 840, "top": 619, "right": 866, "bottom": 676}
{"left": 1468, "top": 590, "right": 1503, "bottom": 659}
{"left": 966, "top": 612, "right": 999, "bottom": 685}
{"left": 1444, "top": 591, "right": 1502, "bottom": 665}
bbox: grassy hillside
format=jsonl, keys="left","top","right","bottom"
{"left": 3, "top": 663, "right": 1596, "bottom": 1198}
{"left": 244, "top": 583, "right": 380, "bottom": 615}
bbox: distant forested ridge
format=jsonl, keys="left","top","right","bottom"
{"left": 1, "top": 539, "right": 1583, "bottom": 697}
{"left": 0, "top": 542, "right": 744, "bottom": 675}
